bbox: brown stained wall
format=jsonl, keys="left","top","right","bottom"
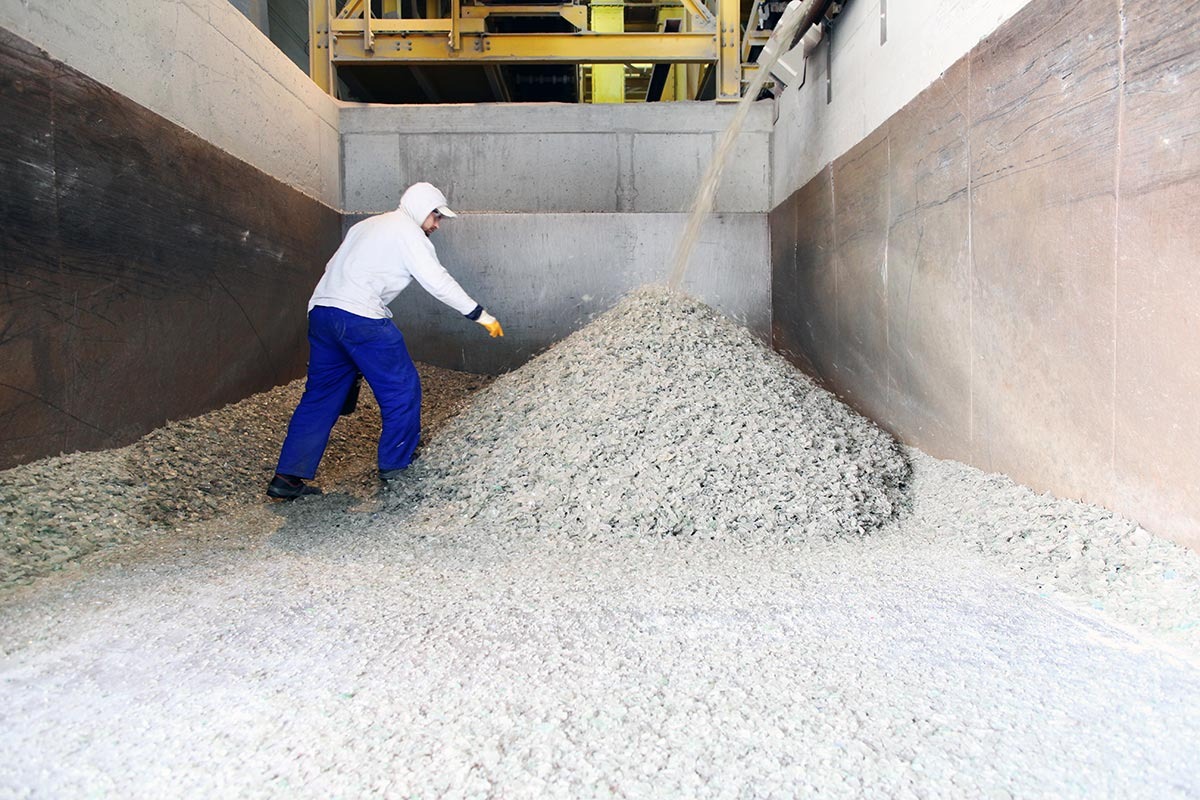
{"left": 771, "top": 0, "right": 1200, "bottom": 550}
{"left": 0, "top": 29, "right": 342, "bottom": 468}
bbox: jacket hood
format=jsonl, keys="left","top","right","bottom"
{"left": 399, "top": 182, "right": 450, "bottom": 224}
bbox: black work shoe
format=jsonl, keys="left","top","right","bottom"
{"left": 266, "top": 474, "right": 323, "bottom": 500}
{"left": 378, "top": 468, "right": 407, "bottom": 484}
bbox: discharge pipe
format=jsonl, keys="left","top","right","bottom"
{"left": 667, "top": 0, "right": 829, "bottom": 291}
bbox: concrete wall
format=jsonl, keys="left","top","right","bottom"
{"left": 343, "top": 101, "right": 774, "bottom": 374}
{"left": 769, "top": 0, "right": 1200, "bottom": 550}
{"left": 341, "top": 102, "right": 773, "bottom": 213}
{"left": 349, "top": 213, "right": 771, "bottom": 374}
{"left": 0, "top": 0, "right": 339, "bottom": 207}
{"left": 771, "top": 0, "right": 1032, "bottom": 206}
{"left": 0, "top": 1, "right": 342, "bottom": 467}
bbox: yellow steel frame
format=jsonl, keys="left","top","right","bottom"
{"left": 590, "top": 0, "right": 625, "bottom": 103}
{"left": 333, "top": 32, "right": 719, "bottom": 63}
{"left": 676, "top": 0, "right": 714, "bottom": 26}
{"left": 311, "top": 0, "right": 742, "bottom": 101}
{"left": 331, "top": 17, "right": 486, "bottom": 32}
{"left": 310, "top": 0, "right": 335, "bottom": 93}
{"left": 716, "top": 0, "right": 739, "bottom": 99}
{"left": 337, "top": 0, "right": 365, "bottom": 19}
{"left": 655, "top": 6, "right": 687, "bottom": 101}
{"left": 460, "top": 4, "right": 589, "bottom": 29}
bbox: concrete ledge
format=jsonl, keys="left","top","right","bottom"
{"left": 342, "top": 102, "right": 773, "bottom": 214}
{"left": 358, "top": 212, "right": 770, "bottom": 374}
{"left": 340, "top": 101, "right": 774, "bottom": 135}
{"left": 0, "top": 0, "right": 340, "bottom": 207}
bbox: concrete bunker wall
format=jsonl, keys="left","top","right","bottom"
{"left": 769, "top": 0, "right": 1200, "bottom": 549}
{"left": 4, "top": 0, "right": 1196, "bottom": 556}
{"left": 0, "top": 0, "right": 341, "bottom": 468}
{"left": 341, "top": 103, "right": 773, "bottom": 375}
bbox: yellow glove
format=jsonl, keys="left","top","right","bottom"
{"left": 477, "top": 310, "right": 504, "bottom": 338}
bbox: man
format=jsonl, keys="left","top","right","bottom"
{"left": 266, "top": 182, "right": 503, "bottom": 499}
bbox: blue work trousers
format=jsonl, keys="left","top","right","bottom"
{"left": 276, "top": 305, "right": 421, "bottom": 479}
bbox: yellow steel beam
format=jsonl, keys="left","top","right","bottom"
{"left": 314, "top": 0, "right": 735, "bottom": 101}
{"left": 332, "top": 18, "right": 485, "bottom": 32}
{"left": 590, "top": 0, "right": 624, "bottom": 103}
{"left": 332, "top": 32, "right": 719, "bottom": 63}
{"left": 332, "top": 10, "right": 588, "bottom": 34}
{"left": 739, "top": 61, "right": 775, "bottom": 92}
{"left": 330, "top": 1, "right": 587, "bottom": 32}
{"left": 310, "top": 0, "right": 335, "bottom": 92}
{"left": 460, "top": 4, "right": 588, "bottom": 30}
{"left": 676, "top": 0, "right": 714, "bottom": 26}
{"left": 364, "top": 0, "right": 375, "bottom": 52}
{"left": 656, "top": 6, "right": 686, "bottom": 100}
{"left": 565, "top": 5, "right": 589, "bottom": 29}
{"left": 459, "top": 4, "right": 572, "bottom": 16}
{"left": 716, "top": 0, "right": 739, "bottom": 100}
{"left": 337, "top": 0, "right": 366, "bottom": 20}
{"left": 742, "top": 30, "right": 770, "bottom": 61}
{"left": 741, "top": 0, "right": 762, "bottom": 60}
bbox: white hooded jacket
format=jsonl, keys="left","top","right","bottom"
{"left": 308, "top": 183, "right": 478, "bottom": 319}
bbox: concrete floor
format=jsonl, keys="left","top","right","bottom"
{"left": 2, "top": 501, "right": 1198, "bottom": 798}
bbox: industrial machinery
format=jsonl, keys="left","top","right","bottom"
{"left": 309, "top": 0, "right": 765, "bottom": 102}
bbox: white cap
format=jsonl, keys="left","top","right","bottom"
{"left": 400, "top": 182, "right": 459, "bottom": 223}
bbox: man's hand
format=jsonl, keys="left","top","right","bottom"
{"left": 477, "top": 310, "right": 504, "bottom": 338}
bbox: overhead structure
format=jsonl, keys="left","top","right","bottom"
{"left": 308, "top": 0, "right": 748, "bottom": 101}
